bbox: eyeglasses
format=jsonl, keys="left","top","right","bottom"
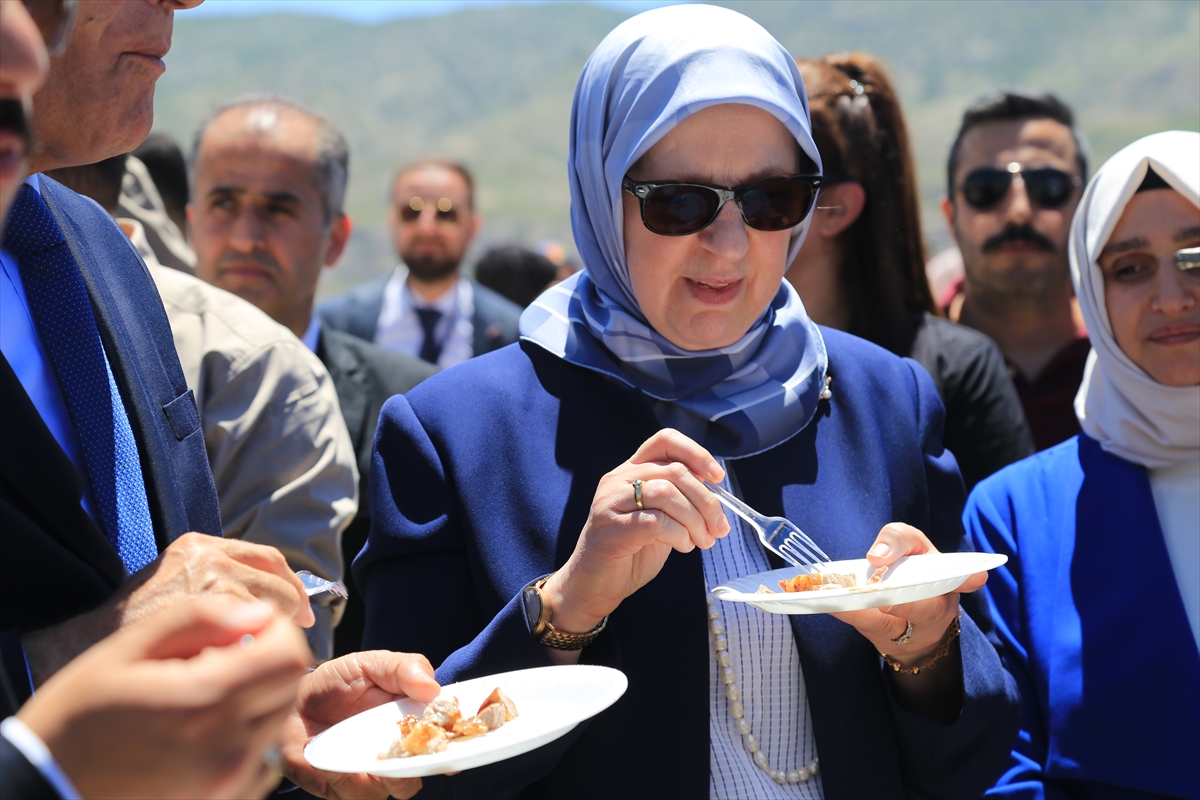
{"left": 959, "top": 162, "right": 1082, "bottom": 211}
{"left": 20, "top": 0, "right": 78, "bottom": 57}
{"left": 1177, "top": 247, "right": 1200, "bottom": 271}
{"left": 622, "top": 174, "right": 822, "bottom": 236}
{"left": 398, "top": 196, "right": 460, "bottom": 224}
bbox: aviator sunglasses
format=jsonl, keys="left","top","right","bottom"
{"left": 959, "top": 162, "right": 1082, "bottom": 211}
{"left": 398, "top": 195, "right": 461, "bottom": 224}
{"left": 20, "top": 0, "right": 78, "bottom": 56}
{"left": 623, "top": 174, "right": 822, "bottom": 236}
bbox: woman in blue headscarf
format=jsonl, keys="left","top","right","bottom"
{"left": 359, "top": 6, "right": 1018, "bottom": 798}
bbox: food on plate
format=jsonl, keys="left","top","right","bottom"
{"left": 778, "top": 572, "right": 856, "bottom": 593}
{"left": 755, "top": 584, "right": 776, "bottom": 594}
{"left": 380, "top": 688, "right": 520, "bottom": 759}
{"left": 776, "top": 565, "right": 889, "bottom": 593}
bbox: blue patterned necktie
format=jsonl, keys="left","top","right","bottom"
{"left": 416, "top": 307, "right": 443, "bottom": 364}
{"left": 3, "top": 184, "right": 158, "bottom": 574}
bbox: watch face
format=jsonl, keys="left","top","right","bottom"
{"left": 522, "top": 585, "right": 543, "bottom": 635}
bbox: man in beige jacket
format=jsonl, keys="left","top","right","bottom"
{"left": 47, "top": 155, "right": 357, "bottom": 661}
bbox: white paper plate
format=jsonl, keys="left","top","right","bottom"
{"left": 304, "top": 664, "right": 628, "bottom": 778}
{"left": 711, "top": 552, "right": 1008, "bottom": 615}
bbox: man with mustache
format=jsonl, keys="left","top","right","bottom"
{"left": 942, "top": 91, "right": 1090, "bottom": 449}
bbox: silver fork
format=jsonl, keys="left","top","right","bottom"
{"left": 296, "top": 570, "right": 348, "bottom": 599}
{"left": 703, "top": 482, "right": 831, "bottom": 575}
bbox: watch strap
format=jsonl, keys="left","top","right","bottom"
{"left": 525, "top": 577, "right": 608, "bottom": 651}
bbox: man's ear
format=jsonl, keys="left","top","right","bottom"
{"left": 466, "top": 211, "right": 482, "bottom": 244}
{"left": 814, "top": 182, "right": 866, "bottom": 238}
{"left": 940, "top": 195, "right": 955, "bottom": 237}
{"left": 323, "top": 213, "right": 352, "bottom": 268}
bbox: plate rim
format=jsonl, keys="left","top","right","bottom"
{"left": 304, "top": 663, "right": 629, "bottom": 778}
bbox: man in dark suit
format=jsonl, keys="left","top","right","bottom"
{"left": 189, "top": 96, "right": 437, "bottom": 655}
{"left": 318, "top": 158, "right": 522, "bottom": 365}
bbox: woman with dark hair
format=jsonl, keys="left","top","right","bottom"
{"left": 360, "top": 8, "right": 1017, "bottom": 798}
{"left": 788, "top": 54, "right": 1034, "bottom": 490}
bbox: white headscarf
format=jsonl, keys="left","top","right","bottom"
{"left": 1070, "top": 130, "right": 1200, "bottom": 468}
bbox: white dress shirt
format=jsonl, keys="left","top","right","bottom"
{"left": 703, "top": 461, "right": 823, "bottom": 800}
{"left": 0, "top": 175, "right": 96, "bottom": 522}
{"left": 374, "top": 265, "right": 475, "bottom": 368}
{"left": 1149, "top": 459, "right": 1200, "bottom": 650}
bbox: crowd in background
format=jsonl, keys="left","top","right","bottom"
{"left": 1, "top": 1, "right": 1196, "bottom": 799}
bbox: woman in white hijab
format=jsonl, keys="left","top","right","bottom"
{"left": 966, "top": 130, "right": 1200, "bottom": 799}
{"left": 360, "top": 6, "right": 1018, "bottom": 798}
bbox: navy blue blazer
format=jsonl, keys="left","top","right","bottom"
{"left": 358, "top": 331, "right": 1020, "bottom": 799}
{"left": 318, "top": 274, "right": 521, "bottom": 357}
{"left": 966, "top": 435, "right": 1200, "bottom": 800}
{"left": 0, "top": 178, "right": 221, "bottom": 706}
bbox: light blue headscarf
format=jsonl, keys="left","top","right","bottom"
{"left": 519, "top": 4, "right": 828, "bottom": 458}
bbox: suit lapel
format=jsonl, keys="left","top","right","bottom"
{"left": 39, "top": 176, "right": 221, "bottom": 544}
{"left": 0, "top": 355, "right": 125, "bottom": 586}
{"left": 317, "top": 330, "right": 370, "bottom": 456}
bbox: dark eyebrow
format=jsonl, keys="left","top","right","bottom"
{"left": 206, "top": 185, "right": 243, "bottom": 198}
{"left": 1099, "top": 236, "right": 1149, "bottom": 259}
{"left": 262, "top": 190, "right": 304, "bottom": 206}
{"left": 1176, "top": 225, "right": 1200, "bottom": 243}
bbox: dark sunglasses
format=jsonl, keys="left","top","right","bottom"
{"left": 623, "top": 174, "right": 821, "bottom": 236}
{"left": 959, "top": 163, "right": 1082, "bottom": 211}
{"left": 20, "top": 0, "right": 77, "bottom": 57}
{"left": 398, "top": 195, "right": 460, "bottom": 224}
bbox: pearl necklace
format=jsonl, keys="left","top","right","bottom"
{"left": 707, "top": 593, "right": 819, "bottom": 786}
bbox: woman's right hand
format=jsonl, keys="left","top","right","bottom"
{"left": 540, "top": 429, "right": 730, "bottom": 642}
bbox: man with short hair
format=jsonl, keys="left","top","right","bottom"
{"left": 189, "top": 97, "right": 436, "bottom": 656}
{"left": 319, "top": 158, "right": 521, "bottom": 366}
{"left": 941, "top": 90, "right": 1091, "bottom": 450}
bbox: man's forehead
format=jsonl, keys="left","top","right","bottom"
{"left": 197, "top": 116, "right": 321, "bottom": 193}
{"left": 393, "top": 166, "right": 467, "bottom": 200}
{"left": 957, "top": 118, "right": 1077, "bottom": 174}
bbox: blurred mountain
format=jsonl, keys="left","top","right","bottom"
{"left": 154, "top": 0, "right": 1200, "bottom": 297}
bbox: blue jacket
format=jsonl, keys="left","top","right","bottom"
{"left": 358, "top": 330, "right": 1020, "bottom": 799}
{"left": 966, "top": 435, "right": 1200, "bottom": 800}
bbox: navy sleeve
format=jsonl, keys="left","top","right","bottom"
{"left": 887, "top": 360, "right": 1022, "bottom": 799}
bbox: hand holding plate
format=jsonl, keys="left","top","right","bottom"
{"left": 282, "top": 650, "right": 441, "bottom": 800}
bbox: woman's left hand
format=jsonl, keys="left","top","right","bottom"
{"left": 829, "top": 523, "right": 987, "bottom": 666}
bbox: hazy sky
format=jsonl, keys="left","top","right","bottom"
{"left": 188, "top": 0, "right": 681, "bottom": 23}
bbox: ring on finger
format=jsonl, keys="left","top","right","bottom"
{"left": 891, "top": 619, "right": 914, "bottom": 646}
{"left": 631, "top": 479, "right": 645, "bottom": 511}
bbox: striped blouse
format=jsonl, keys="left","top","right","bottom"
{"left": 703, "top": 465, "right": 823, "bottom": 800}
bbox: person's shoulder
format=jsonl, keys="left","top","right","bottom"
{"left": 151, "top": 266, "right": 303, "bottom": 352}
{"left": 321, "top": 327, "right": 437, "bottom": 392}
{"left": 973, "top": 435, "right": 1082, "bottom": 501}
{"left": 318, "top": 274, "right": 391, "bottom": 315}
{"left": 820, "top": 325, "right": 932, "bottom": 403}
{"left": 470, "top": 279, "right": 522, "bottom": 325}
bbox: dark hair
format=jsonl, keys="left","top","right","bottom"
{"left": 474, "top": 245, "right": 558, "bottom": 308}
{"left": 191, "top": 94, "right": 350, "bottom": 223}
{"left": 391, "top": 158, "right": 476, "bottom": 210}
{"left": 45, "top": 154, "right": 130, "bottom": 214}
{"left": 946, "top": 90, "right": 1088, "bottom": 197}
{"left": 133, "top": 133, "right": 189, "bottom": 228}
{"left": 798, "top": 53, "right": 934, "bottom": 356}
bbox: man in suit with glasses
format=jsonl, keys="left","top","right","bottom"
{"left": 319, "top": 158, "right": 522, "bottom": 367}
{"left": 941, "top": 91, "right": 1091, "bottom": 450}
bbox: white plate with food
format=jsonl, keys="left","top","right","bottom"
{"left": 304, "top": 664, "right": 628, "bottom": 778}
{"left": 711, "top": 552, "right": 1008, "bottom": 615}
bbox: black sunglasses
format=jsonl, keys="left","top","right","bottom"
{"left": 959, "top": 163, "right": 1082, "bottom": 211}
{"left": 20, "top": 0, "right": 77, "bottom": 57}
{"left": 623, "top": 174, "right": 822, "bottom": 236}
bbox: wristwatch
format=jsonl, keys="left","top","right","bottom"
{"left": 522, "top": 576, "right": 608, "bottom": 651}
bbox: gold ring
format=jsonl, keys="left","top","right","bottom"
{"left": 891, "top": 619, "right": 914, "bottom": 646}
{"left": 632, "top": 479, "right": 644, "bottom": 511}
